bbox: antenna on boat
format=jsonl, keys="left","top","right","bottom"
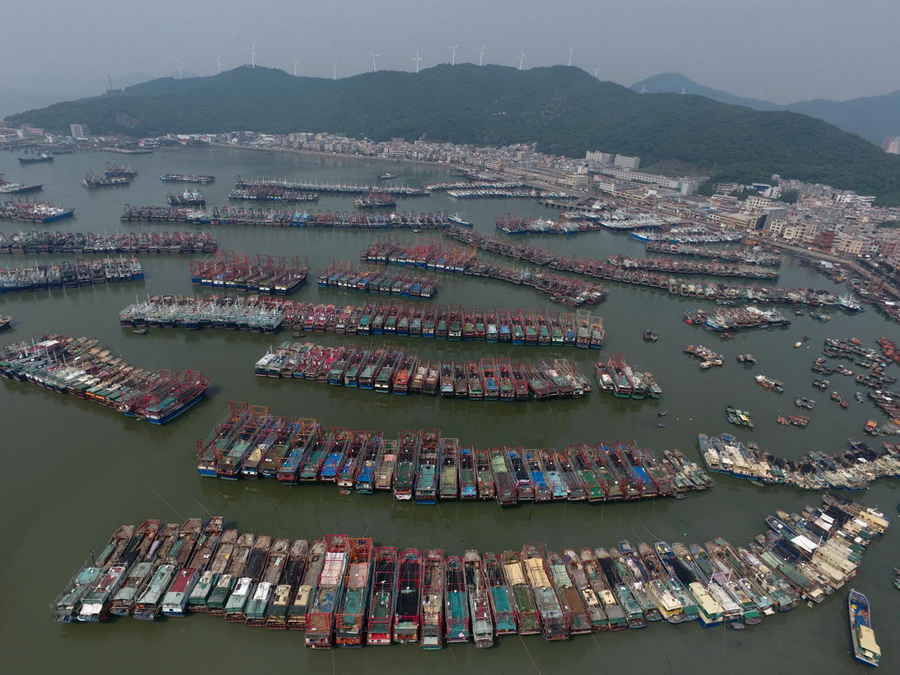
{"left": 567, "top": 45, "right": 574, "bottom": 67}
{"left": 89, "top": 547, "right": 96, "bottom": 565}
{"left": 477, "top": 46, "right": 485, "bottom": 66}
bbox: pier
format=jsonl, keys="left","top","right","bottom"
{"left": 645, "top": 241, "right": 781, "bottom": 267}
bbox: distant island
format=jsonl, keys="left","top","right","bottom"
{"left": 8, "top": 64, "right": 900, "bottom": 205}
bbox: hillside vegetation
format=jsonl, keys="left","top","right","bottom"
{"left": 9, "top": 65, "right": 900, "bottom": 205}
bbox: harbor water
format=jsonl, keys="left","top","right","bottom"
{"left": 1, "top": 147, "right": 897, "bottom": 673}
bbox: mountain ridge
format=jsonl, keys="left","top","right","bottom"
{"left": 630, "top": 72, "right": 900, "bottom": 144}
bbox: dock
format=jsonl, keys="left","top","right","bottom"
{"left": 236, "top": 176, "right": 428, "bottom": 196}
{"left": 53, "top": 494, "right": 889, "bottom": 644}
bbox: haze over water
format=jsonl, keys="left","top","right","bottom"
{"left": 1, "top": 147, "right": 896, "bottom": 673}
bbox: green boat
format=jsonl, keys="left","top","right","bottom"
{"left": 53, "top": 565, "right": 102, "bottom": 623}
{"left": 444, "top": 556, "right": 470, "bottom": 643}
{"left": 133, "top": 564, "right": 177, "bottom": 621}
{"left": 499, "top": 551, "right": 541, "bottom": 635}
{"left": 206, "top": 574, "right": 237, "bottom": 614}
{"left": 224, "top": 577, "right": 254, "bottom": 621}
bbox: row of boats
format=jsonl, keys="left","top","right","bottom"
{"left": 228, "top": 186, "right": 319, "bottom": 202}
{"left": 0, "top": 200, "right": 75, "bottom": 223}
{"left": 255, "top": 342, "right": 594, "bottom": 400}
{"left": 0, "top": 257, "right": 143, "bottom": 293}
{"left": 118, "top": 295, "right": 607, "bottom": 345}
{"left": 683, "top": 306, "right": 791, "bottom": 331}
{"left": 0, "top": 230, "right": 218, "bottom": 255}
{"left": 595, "top": 353, "right": 663, "bottom": 399}
{"left": 0, "top": 335, "right": 209, "bottom": 424}
{"left": 189, "top": 251, "right": 308, "bottom": 295}
{"left": 82, "top": 171, "right": 131, "bottom": 188}
{"left": 353, "top": 192, "right": 397, "bottom": 209}
{"left": 317, "top": 261, "right": 439, "bottom": 299}
{"left": 196, "top": 401, "right": 713, "bottom": 500}
{"left": 443, "top": 227, "right": 862, "bottom": 309}
{"left": 447, "top": 188, "right": 568, "bottom": 199}
{"left": 235, "top": 176, "right": 427, "bottom": 196}
{"left": 53, "top": 493, "right": 888, "bottom": 648}
{"left": 167, "top": 190, "right": 206, "bottom": 207}
{"left": 495, "top": 215, "right": 594, "bottom": 235}
{"left": 160, "top": 173, "right": 215, "bottom": 184}
{"left": 698, "top": 433, "right": 900, "bottom": 491}
{"left": 120, "top": 205, "right": 456, "bottom": 228}
{"left": 607, "top": 254, "right": 780, "bottom": 280}
{"left": 684, "top": 344, "right": 725, "bottom": 369}
{"left": 629, "top": 226, "right": 747, "bottom": 244}
{"left": 644, "top": 241, "right": 781, "bottom": 267}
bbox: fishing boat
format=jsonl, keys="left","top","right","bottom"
{"left": 366, "top": 546, "right": 397, "bottom": 645}
{"left": 522, "top": 543, "right": 569, "bottom": 640}
{"left": 444, "top": 555, "right": 470, "bottom": 643}
{"left": 132, "top": 564, "right": 177, "bottom": 621}
{"left": 458, "top": 446, "right": 478, "bottom": 499}
{"left": 500, "top": 551, "right": 541, "bottom": 635}
{"left": 414, "top": 430, "right": 441, "bottom": 504}
{"left": 265, "top": 539, "right": 309, "bottom": 629}
{"left": 464, "top": 551, "right": 494, "bottom": 647}
{"left": 53, "top": 565, "right": 103, "bottom": 622}
{"left": 421, "top": 549, "right": 445, "bottom": 649}
{"left": 162, "top": 568, "right": 200, "bottom": 616}
{"left": 288, "top": 540, "right": 326, "bottom": 630}
{"left": 335, "top": 538, "right": 374, "bottom": 646}
{"left": 848, "top": 589, "right": 881, "bottom": 667}
{"left": 393, "top": 548, "right": 422, "bottom": 644}
{"left": 305, "top": 534, "right": 351, "bottom": 648}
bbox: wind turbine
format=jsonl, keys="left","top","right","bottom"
{"left": 640, "top": 84, "right": 647, "bottom": 94}
{"left": 413, "top": 50, "right": 423, "bottom": 74}
{"left": 449, "top": 43, "right": 459, "bottom": 66}
{"left": 681, "top": 87, "right": 686, "bottom": 95}
{"left": 248, "top": 44, "right": 256, "bottom": 68}
{"left": 477, "top": 46, "right": 485, "bottom": 66}
{"left": 567, "top": 45, "right": 574, "bottom": 67}
{"left": 518, "top": 49, "right": 526, "bottom": 71}
{"left": 214, "top": 55, "right": 222, "bottom": 74}
{"left": 594, "top": 67, "right": 599, "bottom": 79}
{"left": 176, "top": 61, "right": 185, "bottom": 80}
{"left": 370, "top": 52, "right": 380, "bottom": 73}
{"left": 292, "top": 54, "right": 300, "bottom": 77}
{"left": 332, "top": 59, "right": 338, "bottom": 80}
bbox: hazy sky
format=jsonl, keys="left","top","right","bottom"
{"left": 4, "top": 0, "right": 899, "bottom": 103}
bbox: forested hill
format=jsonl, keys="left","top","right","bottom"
{"left": 9, "top": 64, "right": 900, "bottom": 205}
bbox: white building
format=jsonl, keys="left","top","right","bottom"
{"left": 613, "top": 154, "right": 641, "bottom": 170}
{"left": 69, "top": 124, "right": 91, "bottom": 139}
